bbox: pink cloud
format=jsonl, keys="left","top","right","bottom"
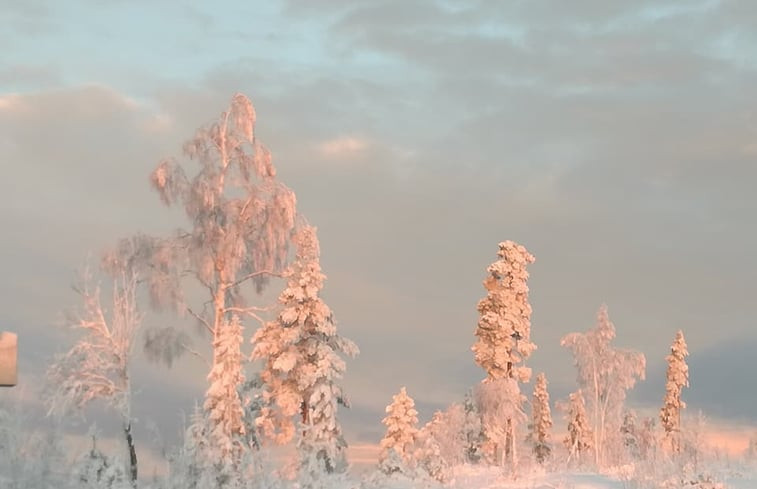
{"left": 315, "top": 136, "right": 370, "bottom": 159}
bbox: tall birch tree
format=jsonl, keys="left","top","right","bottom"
{"left": 108, "top": 93, "right": 298, "bottom": 460}
{"left": 561, "top": 305, "right": 645, "bottom": 467}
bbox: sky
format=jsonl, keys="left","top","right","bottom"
{"left": 2, "top": 0, "right": 757, "bottom": 463}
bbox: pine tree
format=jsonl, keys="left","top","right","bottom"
{"left": 252, "top": 225, "right": 358, "bottom": 478}
{"left": 660, "top": 330, "right": 689, "bottom": 454}
{"left": 471, "top": 240, "right": 536, "bottom": 467}
{"left": 378, "top": 387, "right": 419, "bottom": 474}
{"left": 561, "top": 305, "right": 645, "bottom": 467}
{"left": 563, "top": 390, "right": 593, "bottom": 465}
{"left": 529, "top": 373, "right": 553, "bottom": 464}
{"left": 204, "top": 314, "right": 247, "bottom": 466}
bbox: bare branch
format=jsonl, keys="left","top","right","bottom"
{"left": 225, "top": 307, "right": 268, "bottom": 327}
{"left": 180, "top": 342, "right": 210, "bottom": 369}
{"left": 230, "top": 270, "right": 284, "bottom": 289}
{"left": 186, "top": 307, "right": 214, "bottom": 335}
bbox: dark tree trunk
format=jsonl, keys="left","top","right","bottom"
{"left": 124, "top": 422, "right": 138, "bottom": 488}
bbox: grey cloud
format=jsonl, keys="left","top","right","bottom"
{"left": 5, "top": 0, "right": 757, "bottom": 455}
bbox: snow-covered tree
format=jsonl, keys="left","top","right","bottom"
{"left": 660, "top": 330, "right": 689, "bottom": 454}
{"left": 168, "top": 404, "right": 219, "bottom": 489}
{"left": 471, "top": 241, "right": 536, "bottom": 467}
{"left": 475, "top": 377, "right": 527, "bottom": 469}
{"left": 680, "top": 411, "right": 709, "bottom": 475}
{"left": 107, "top": 93, "right": 298, "bottom": 457}
{"left": 620, "top": 410, "right": 640, "bottom": 460}
{"left": 239, "top": 373, "right": 265, "bottom": 451}
{"left": 745, "top": 433, "right": 757, "bottom": 462}
{"left": 637, "top": 416, "right": 658, "bottom": 462}
{"left": 378, "top": 387, "right": 419, "bottom": 474}
{"left": 416, "top": 417, "right": 451, "bottom": 484}
{"left": 74, "top": 431, "right": 127, "bottom": 489}
{"left": 528, "top": 373, "right": 553, "bottom": 464}
{"left": 47, "top": 264, "right": 142, "bottom": 487}
{"left": 421, "top": 405, "right": 467, "bottom": 467}
{"left": 252, "top": 225, "right": 358, "bottom": 479}
{"left": 462, "top": 390, "right": 484, "bottom": 464}
{"left": 562, "top": 390, "right": 593, "bottom": 465}
{"left": 0, "top": 398, "right": 68, "bottom": 489}
{"left": 204, "top": 314, "right": 247, "bottom": 466}
{"left": 560, "top": 304, "right": 645, "bottom": 467}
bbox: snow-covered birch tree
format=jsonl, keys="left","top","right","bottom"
{"left": 660, "top": 330, "right": 689, "bottom": 454}
{"left": 560, "top": 304, "right": 645, "bottom": 467}
{"left": 471, "top": 241, "right": 536, "bottom": 467}
{"left": 475, "top": 377, "right": 527, "bottom": 469}
{"left": 47, "top": 264, "right": 142, "bottom": 487}
{"left": 562, "top": 389, "right": 593, "bottom": 465}
{"left": 251, "top": 225, "right": 358, "bottom": 479}
{"left": 378, "top": 387, "right": 419, "bottom": 474}
{"left": 528, "top": 372, "right": 553, "bottom": 464}
{"left": 421, "top": 404, "right": 466, "bottom": 467}
{"left": 107, "top": 93, "right": 298, "bottom": 461}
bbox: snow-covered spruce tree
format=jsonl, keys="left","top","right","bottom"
{"left": 204, "top": 314, "right": 247, "bottom": 469}
{"left": 620, "top": 410, "right": 640, "bottom": 461}
{"left": 378, "top": 387, "right": 419, "bottom": 474}
{"left": 75, "top": 431, "right": 127, "bottom": 489}
{"left": 252, "top": 225, "right": 358, "bottom": 480}
{"left": 462, "top": 390, "right": 485, "bottom": 464}
{"left": 239, "top": 373, "right": 265, "bottom": 451}
{"left": 471, "top": 240, "right": 536, "bottom": 468}
{"left": 660, "top": 330, "right": 689, "bottom": 454}
{"left": 167, "top": 403, "right": 216, "bottom": 489}
{"left": 562, "top": 390, "right": 593, "bottom": 465}
{"left": 47, "top": 263, "right": 142, "bottom": 487}
{"left": 560, "top": 304, "right": 645, "bottom": 467}
{"left": 107, "top": 94, "right": 298, "bottom": 462}
{"left": 528, "top": 373, "right": 553, "bottom": 465}
{"left": 416, "top": 417, "right": 451, "bottom": 484}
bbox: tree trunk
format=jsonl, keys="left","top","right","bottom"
{"left": 505, "top": 418, "right": 513, "bottom": 465}
{"left": 124, "top": 422, "right": 138, "bottom": 488}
